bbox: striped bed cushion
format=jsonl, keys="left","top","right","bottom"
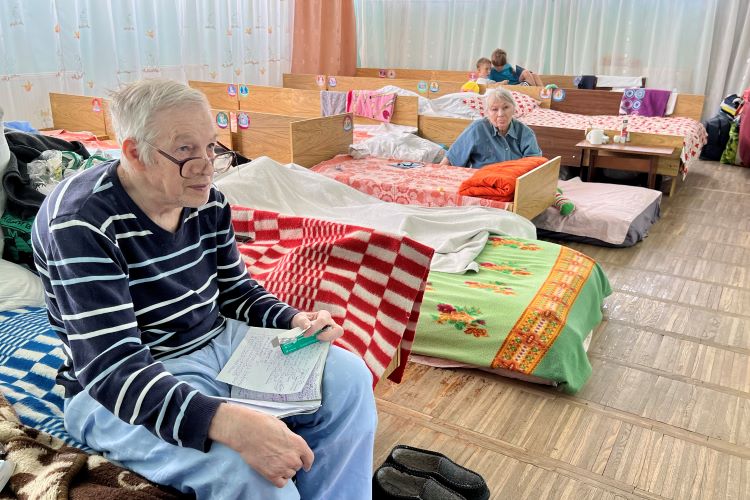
{"left": 0, "top": 307, "right": 89, "bottom": 450}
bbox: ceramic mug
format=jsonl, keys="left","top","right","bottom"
{"left": 586, "top": 128, "right": 605, "bottom": 145}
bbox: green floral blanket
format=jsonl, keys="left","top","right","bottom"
{"left": 414, "top": 237, "right": 611, "bottom": 393}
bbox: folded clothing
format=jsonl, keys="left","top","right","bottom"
{"left": 458, "top": 156, "right": 548, "bottom": 202}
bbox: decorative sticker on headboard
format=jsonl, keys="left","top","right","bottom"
{"left": 417, "top": 80, "right": 428, "bottom": 93}
{"left": 239, "top": 84, "right": 249, "bottom": 98}
{"left": 429, "top": 81, "right": 440, "bottom": 93}
{"left": 227, "top": 84, "right": 237, "bottom": 97}
{"left": 237, "top": 112, "right": 250, "bottom": 129}
{"left": 328, "top": 76, "right": 337, "bottom": 88}
{"left": 343, "top": 115, "right": 353, "bottom": 132}
{"left": 387, "top": 69, "right": 397, "bottom": 79}
{"left": 378, "top": 69, "right": 387, "bottom": 78}
{"left": 91, "top": 98, "right": 101, "bottom": 113}
{"left": 216, "top": 111, "right": 229, "bottom": 129}
{"left": 316, "top": 75, "right": 325, "bottom": 87}
{"left": 469, "top": 72, "right": 477, "bottom": 81}
{"left": 539, "top": 87, "right": 552, "bottom": 100}
{"left": 552, "top": 88, "right": 566, "bottom": 102}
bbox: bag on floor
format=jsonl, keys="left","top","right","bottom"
{"left": 701, "top": 112, "right": 733, "bottom": 161}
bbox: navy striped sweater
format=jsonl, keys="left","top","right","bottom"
{"left": 31, "top": 160, "right": 299, "bottom": 451}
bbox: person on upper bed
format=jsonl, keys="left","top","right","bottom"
{"left": 489, "top": 48, "right": 544, "bottom": 87}
{"left": 475, "top": 57, "right": 496, "bottom": 85}
{"left": 31, "top": 78, "right": 377, "bottom": 500}
{"left": 440, "top": 87, "right": 542, "bottom": 169}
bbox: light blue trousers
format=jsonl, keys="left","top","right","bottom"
{"left": 63, "top": 319, "right": 377, "bottom": 499}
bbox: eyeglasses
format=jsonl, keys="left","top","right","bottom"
{"left": 145, "top": 141, "right": 236, "bottom": 178}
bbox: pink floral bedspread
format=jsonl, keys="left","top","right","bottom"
{"left": 519, "top": 108, "right": 707, "bottom": 164}
{"left": 311, "top": 155, "right": 513, "bottom": 210}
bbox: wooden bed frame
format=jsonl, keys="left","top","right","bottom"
{"left": 418, "top": 88, "right": 704, "bottom": 195}
{"left": 355, "top": 68, "right": 647, "bottom": 89}
{"left": 509, "top": 156, "right": 561, "bottom": 220}
{"left": 235, "top": 111, "right": 353, "bottom": 167}
{"left": 283, "top": 73, "right": 465, "bottom": 98}
{"left": 49, "top": 93, "right": 113, "bottom": 138}
{"left": 237, "top": 84, "right": 419, "bottom": 128}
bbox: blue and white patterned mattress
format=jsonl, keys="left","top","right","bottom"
{"left": 0, "top": 306, "right": 88, "bottom": 449}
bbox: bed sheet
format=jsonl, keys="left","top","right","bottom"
{"left": 519, "top": 108, "right": 707, "bottom": 165}
{"left": 311, "top": 154, "right": 513, "bottom": 211}
{"left": 414, "top": 235, "right": 611, "bottom": 394}
{"left": 40, "top": 129, "right": 121, "bottom": 156}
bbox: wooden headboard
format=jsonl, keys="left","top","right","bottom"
{"left": 282, "top": 73, "right": 326, "bottom": 90}
{"left": 49, "top": 93, "right": 110, "bottom": 137}
{"left": 319, "top": 75, "right": 464, "bottom": 98}
{"left": 187, "top": 81, "right": 240, "bottom": 110}
{"left": 355, "top": 67, "right": 470, "bottom": 82}
{"left": 235, "top": 84, "right": 419, "bottom": 128}
{"left": 549, "top": 89, "right": 622, "bottom": 115}
{"left": 549, "top": 88, "right": 705, "bottom": 120}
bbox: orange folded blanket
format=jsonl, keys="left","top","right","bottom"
{"left": 458, "top": 157, "right": 549, "bottom": 202}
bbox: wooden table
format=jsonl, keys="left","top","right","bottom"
{"left": 576, "top": 140, "right": 675, "bottom": 190}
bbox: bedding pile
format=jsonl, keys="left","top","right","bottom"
{"left": 215, "top": 156, "right": 536, "bottom": 273}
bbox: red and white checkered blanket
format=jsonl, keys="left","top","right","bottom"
{"left": 230, "top": 207, "right": 434, "bottom": 385}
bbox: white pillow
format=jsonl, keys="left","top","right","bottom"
{"left": 0, "top": 259, "right": 46, "bottom": 310}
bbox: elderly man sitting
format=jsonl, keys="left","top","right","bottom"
{"left": 440, "top": 88, "right": 542, "bottom": 168}
{"left": 31, "top": 79, "right": 377, "bottom": 500}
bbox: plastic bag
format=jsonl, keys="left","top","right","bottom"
{"left": 28, "top": 150, "right": 108, "bottom": 195}
{"left": 350, "top": 131, "right": 446, "bottom": 163}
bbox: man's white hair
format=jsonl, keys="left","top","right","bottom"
{"left": 109, "top": 79, "right": 209, "bottom": 164}
{"left": 484, "top": 88, "right": 516, "bottom": 110}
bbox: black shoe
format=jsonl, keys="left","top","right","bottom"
{"left": 385, "top": 445, "right": 490, "bottom": 500}
{"left": 373, "top": 464, "right": 467, "bottom": 499}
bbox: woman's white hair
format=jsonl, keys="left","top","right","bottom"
{"left": 484, "top": 88, "right": 516, "bottom": 110}
{"left": 109, "top": 79, "right": 209, "bottom": 164}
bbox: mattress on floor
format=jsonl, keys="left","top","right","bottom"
{"left": 533, "top": 177, "right": 662, "bottom": 247}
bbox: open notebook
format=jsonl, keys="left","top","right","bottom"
{"left": 215, "top": 327, "right": 329, "bottom": 418}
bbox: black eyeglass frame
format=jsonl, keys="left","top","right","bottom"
{"left": 144, "top": 141, "right": 237, "bottom": 178}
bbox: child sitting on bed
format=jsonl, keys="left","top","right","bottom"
{"left": 490, "top": 48, "right": 544, "bottom": 87}
{"left": 475, "top": 57, "right": 498, "bottom": 86}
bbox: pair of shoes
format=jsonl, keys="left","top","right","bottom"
{"left": 373, "top": 445, "right": 490, "bottom": 500}
{"left": 373, "top": 465, "right": 466, "bottom": 499}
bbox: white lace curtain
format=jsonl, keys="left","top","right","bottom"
{"left": 0, "top": 0, "right": 294, "bottom": 128}
{"left": 354, "top": 0, "right": 750, "bottom": 118}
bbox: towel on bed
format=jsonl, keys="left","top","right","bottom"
{"left": 458, "top": 157, "right": 548, "bottom": 202}
{"left": 619, "top": 88, "right": 672, "bottom": 117}
{"left": 346, "top": 90, "right": 396, "bottom": 123}
{"left": 229, "top": 207, "right": 434, "bottom": 384}
{"left": 320, "top": 90, "right": 347, "bottom": 116}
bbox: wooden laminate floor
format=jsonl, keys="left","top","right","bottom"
{"left": 374, "top": 159, "right": 750, "bottom": 499}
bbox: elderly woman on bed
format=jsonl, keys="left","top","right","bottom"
{"left": 440, "top": 88, "right": 542, "bottom": 168}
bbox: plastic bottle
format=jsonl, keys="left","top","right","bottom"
{"left": 620, "top": 117, "right": 630, "bottom": 142}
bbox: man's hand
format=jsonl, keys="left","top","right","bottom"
{"left": 291, "top": 310, "right": 343, "bottom": 342}
{"left": 209, "top": 403, "right": 313, "bottom": 487}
